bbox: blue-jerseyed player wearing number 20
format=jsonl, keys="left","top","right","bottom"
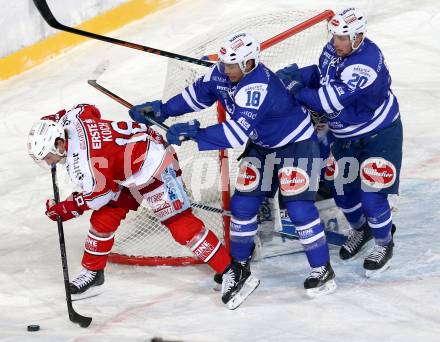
{"left": 277, "top": 8, "right": 402, "bottom": 277}
{"left": 130, "top": 32, "right": 336, "bottom": 309}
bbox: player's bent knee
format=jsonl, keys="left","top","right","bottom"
{"left": 164, "top": 210, "right": 204, "bottom": 246}
{"left": 285, "top": 200, "right": 319, "bottom": 226}
{"left": 230, "top": 194, "right": 264, "bottom": 219}
{"left": 90, "top": 206, "right": 130, "bottom": 234}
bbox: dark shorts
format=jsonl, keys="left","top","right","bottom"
{"left": 233, "top": 139, "right": 321, "bottom": 202}
{"left": 329, "top": 118, "right": 403, "bottom": 195}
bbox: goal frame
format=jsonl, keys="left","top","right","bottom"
{"left": 108, "top": 9, "right": 335, "bottom": 266}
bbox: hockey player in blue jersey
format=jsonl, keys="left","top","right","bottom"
{"left": 277, "top": 8, "right": 402, "bottom": 276}
{"left": 129, "top": 32, "right": 336, "bottom": 308}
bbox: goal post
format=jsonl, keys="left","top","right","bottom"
{"left": 108, "top": 9, "right": 335, "bottom": 266}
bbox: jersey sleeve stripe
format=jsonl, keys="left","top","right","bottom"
{"left": 182, "top": 88, "right": 204, "bottom": 112}
{"left": 325, "top": 85, "right": 344, "bottom": 111}
{"left": 224, "top": 121, "right": 247, "bottom": 145}
{"left": 294, "top": 124, "right": 315, "bottom": 143}
{"left": 222, "top": 124, "right": 243, "bottom": 148}
{"left": 187, "top": 84, "right": 208, "bottom": 109}
{"left": 202, "top": 65, "right": 216, "bottom": 83}
{"left": 227, "top": 119, "right": 249, "bottom": 142}
{"left": 272, "top": 115, "right": 313, "bottom": 147}
{"left": 332, "top": 93, "right": 397, "bottom": 138}
{"left": 318, "top": 87, "right": 334, "bottom": 114}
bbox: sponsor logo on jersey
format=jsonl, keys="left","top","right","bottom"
{"left": 360, "top": 158, "right": 396, "bottom": 189}
{"left": 324, "top": 154, "right": 338, "bottom": 181}
{"left": 75, "top": 122, "right": 87, "bottom": 150}
{"left": 328, "top": 120, "right": 343, "bottom": 128}
{"left": 278, "top": 167, "right": 310, "bottom": 196}
{"left": 325, "top": 110, "right": 342, "bottom": 120}
{"left": 216, "top": 86, "right": 229, "bottom": 92}
{"left": 235, "top": 162, "right": 260, "bottom": 192}
{"left": 353, "top": 65, "right": 372, "bottom": 77}
{"left": 323, "top": 51, "right": 333, "bottom": 60}
{"left": 245, "top": 83, "right": 265, "bottom": 92}
{"left": 241, "top": 110, "right": 257, "bottom": 119}
{"left": 213, "top": 75, "right": 228, "bottom": 83}
{"left": 335, "top": 86, "right": 345, "bottom": 96}
{"left": 72, "top": 153, "right": 85, "bottom": 181}
{"left": 219, "top": 47, "right": 226, "bottom": 55}
{"left": 237, "top": 117, "right": 250, "bottom": 130}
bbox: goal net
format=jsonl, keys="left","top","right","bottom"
{"left": 109, "top": 9, "right": 334, "bottom": 266}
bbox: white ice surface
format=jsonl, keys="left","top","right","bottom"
{"left": 0, "top": 0, "right": 440, "bottom": 341}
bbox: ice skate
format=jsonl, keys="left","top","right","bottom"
{"left": 70, "top": 267, "right": 104, "bottom": 300}
{"left": 304, "top": 262, "right": 337, "bottom": 298}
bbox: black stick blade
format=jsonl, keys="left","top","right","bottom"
{"left": 70, "top": 312, "right": 92, "bottom": 328}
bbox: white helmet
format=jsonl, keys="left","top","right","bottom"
{"left": 218, "top": 31, "right": 260, "bottom": 73}
{"left": 27, "top": 120, "right": 65, "bottom": 164}
{"left": 328, "top": 8, "right": 367, "bottom": 49}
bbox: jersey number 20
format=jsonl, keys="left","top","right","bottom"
{"left": 347, "top": 73, "right": 368, "bottom": 89}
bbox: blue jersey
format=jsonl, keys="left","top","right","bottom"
{"left": 295, "top": 38, "right": 400, "bottom": 140}
{"left": 163, "top": 63, "right": 315, "bottom": 151}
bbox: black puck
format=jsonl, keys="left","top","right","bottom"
{"left": 27, "top": 324, "right": 40, "bottom": 332}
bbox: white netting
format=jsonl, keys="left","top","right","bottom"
{"left": 110, "top": 10, "right": 331, "bottom": 265}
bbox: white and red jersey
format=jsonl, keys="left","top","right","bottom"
{"left": 43, "top": 104, "right": 169, "bottom": 210}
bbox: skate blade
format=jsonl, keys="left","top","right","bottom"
{"left": 365, "top": 259, "right": 392, "bottom": 278}
{"left": 306, "top": 279, "right": 337, "bottom": 298}
{"left": 226, "top": 276, "right": 260, "bottom": 310}
{"left": 213, "top": 283, "right": 221, "bottom": 291}
{"left": 71, "top": 284, "right": 104, "bottom": 301}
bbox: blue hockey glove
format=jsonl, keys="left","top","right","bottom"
{"left": 166, "top": 120, "right": 200, "bottom": 146}
{"left": 129, "top": 100, "right": 167, "bottom": 126}
{"left": 275, "top": 63, "right": 304, "bottom": 96}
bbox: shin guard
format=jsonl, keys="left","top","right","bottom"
{"left": 81, "top": 232, "right": 115, "bottom": 271}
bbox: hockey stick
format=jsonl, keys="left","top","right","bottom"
{"left": 32, "top": 0, "right": 213, "bottom": 68}
{"left": 51, "top": 165, "right": 92, "bottom": 328}
{"left": 87, "top": 79, "right": 168, "bottom": 130}
{"left": 87, "top": 79, "right": 230, "bottom": 217}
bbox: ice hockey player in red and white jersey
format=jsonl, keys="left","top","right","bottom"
{"left": 27, "top": 104, "right": 231, "bottom": 299}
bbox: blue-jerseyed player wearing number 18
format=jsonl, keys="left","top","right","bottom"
{"left": 277, "top": 8, "right": 403, "bottom": 277}
{"left": 129, "top": 32, "right": 336, "bottom": 309}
